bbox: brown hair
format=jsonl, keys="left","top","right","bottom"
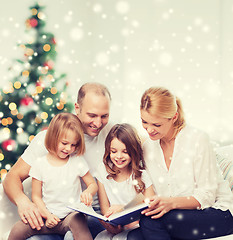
{"left": 103, "top": 123, "right": 146, "bottom": 193}
{"left": 77, "top": 82, "right": 111, "bottom": 107}
{"left": 140, "top": 87, "right": 185, "bottom": 139}
{"left": 45, "top": 113, "right": 85, "bottom": 156}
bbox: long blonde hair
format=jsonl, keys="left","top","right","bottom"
{"left": 140, "top": 87, "right": 185, "bottom": 139}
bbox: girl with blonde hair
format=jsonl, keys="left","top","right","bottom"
{"left": 8, "top": 113, "right": 98, "bottom": 240}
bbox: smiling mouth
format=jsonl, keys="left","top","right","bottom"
{"left": 115, "top": 160, "right": 126, "bottom": 165}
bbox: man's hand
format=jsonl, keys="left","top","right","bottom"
{"left": 17, "top": 197, "right": 44, "bottom": 230}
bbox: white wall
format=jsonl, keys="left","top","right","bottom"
{"left": 1, "top": 0, "right": 233, "bottom": 145}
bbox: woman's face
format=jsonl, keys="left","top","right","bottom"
{"left": 140, "top": 109, "right": 175, "bottom": 141}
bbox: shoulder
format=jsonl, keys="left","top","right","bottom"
{"left": 180, "top": 125, "right": 210, "bottom": 142}
{"left": 99, "top": 122, "right": 114, "bottom": 139}
{"left": 31, "top": 130, "right": 47, "bottom": 144}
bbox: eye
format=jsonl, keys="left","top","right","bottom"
{"left": 101, "top": 114, "right": 109, "bottom": 119}
{"left": 62, "top": 142, "right": 67, "bottom": 145}
{"left": 153, "top": 124, "right": 161, "bottom": 127}
{"left": 110, "top": 150, "right": 116, "bottom": 154}
{"left": 123, "top": 150, "right": 128, "bottom": 154}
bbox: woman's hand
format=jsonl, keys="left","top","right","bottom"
{"left": 80, "top": 190, "right": 93, "bottom": 206}
{"left": 141, "top": 195, "right": 175, "bottom": 219}
{"left": 45, "top": 213, "right": 60, "bottom": 228}
{"left": 104, "top": 205, "right": 124, "bottom": 218}
{"left": 99, "top": 220, "right": 123, "bottom": 234}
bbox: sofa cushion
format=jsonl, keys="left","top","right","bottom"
{"left": 216, "top": 145, "right": 233, "bottom": 191}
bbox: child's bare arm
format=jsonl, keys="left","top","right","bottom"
{"left": 81, "top": 171, "right": 98, "bottom": 206}
{"left": 32, "top": 178, "right": 60, "bottom": 227}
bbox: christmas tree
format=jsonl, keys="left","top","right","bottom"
{"left": 0, "top": 2, "right": 73, "bottom": 181}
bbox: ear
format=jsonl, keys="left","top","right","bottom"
{"left": 172, "top": 112, "right": 179, "bottom": 123}
{"left": 74, "top": 103, "right": 81, "bottom": 115}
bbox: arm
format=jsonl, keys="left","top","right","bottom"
{"left": 2, "top": 157, "right": 44, "bottom": 230}
{"left": 97, "top": 179, "right": 123, "bottom": 234}
{"left": 32, "top": 178, "right": 60, "bottom": 228}
{"left": 81, "top": 171, "right": 98, "bottom": 206}
{"left": 142, "top": 195, "right": 201, "bottom": 219}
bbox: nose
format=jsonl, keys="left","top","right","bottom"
{"left": 147, "top": 126, "right": 155, "bottom": 134}
{"left": 65, "top": 144, "right": 71, "bottom": 151}
{"left": 93, "top": 117, "right": 102, "bottom": 128}
{"left": 115, "top": 152, "right": 123, "bottom": 159}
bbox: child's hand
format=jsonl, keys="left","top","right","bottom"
{"left": 45, "top": 213, "right": 60, "bottom": 228}
{"left": 104, "top": 205, "right": 124, "bottom": 218}
{"left": 99, "top": 220, "right": 123, "bottom": 234}
{"left": 80, "top": 190, "right": 93, "bottom": 206}
{"left": 124, "top": 220, "right": 139, "bottom": 229}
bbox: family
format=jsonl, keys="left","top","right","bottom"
{"left": 3, "top": 82, "right": 233, "bottom": 240}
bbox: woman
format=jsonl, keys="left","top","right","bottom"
{"left": 137, "top": 87, "right": 233, "bottom": 240}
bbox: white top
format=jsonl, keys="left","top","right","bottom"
{"left": 22, "top": 123, "right": 113, "bottom": 177}
{"left": 29, "top": 154, "right": 89, "bottom": 218}
{"left": 143, "top": 125, "right": 233, "bottom": 215}
{"left": 96, "top": 163, "right": 152, "bottom": 206}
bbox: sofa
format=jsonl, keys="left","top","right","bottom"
{"left": 0, "top": 145, "right": 233, "bottom": 240}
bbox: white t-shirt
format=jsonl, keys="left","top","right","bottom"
{"left": 143, "top": 125, "right": 233, "bottom": 215}
{"left": 29, "top": 154, "right": 89, "bottom": 218}
{"left": 22, "top": 123, "right": 113, "bottom": 177}
{"left": 96, "top": 163, "right": 152, "bottom": 206}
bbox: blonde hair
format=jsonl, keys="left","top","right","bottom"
{"left": 103, "top": 123, "right": 146, "bottom": 193}
{"left": 45, "top": 113, "right": 85, "bottom": 156}
{"left": 140, "top": 87, "right": 185, "bottom": 139}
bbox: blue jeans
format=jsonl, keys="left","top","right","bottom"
{"left": 27, "top": 235, "right": 63, "bottom": 240}
{"left": 139, "top": 208, "right": 233, "bottom": 240}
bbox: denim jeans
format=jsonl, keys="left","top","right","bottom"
{"left": 27, "top": 235, "right": 63, "bottom": 240}
{"left": 139, "top": 208, "right": 233, "bottom": 240}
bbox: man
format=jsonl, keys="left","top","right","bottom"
{"left": 3, "top": 82, "right": 112, "bottom": 239}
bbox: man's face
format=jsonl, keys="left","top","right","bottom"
{"left": 75, "top": 92, "right": 110, "bottom": 137}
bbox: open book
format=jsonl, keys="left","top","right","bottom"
{"left": 68, "top": 193, "right": 149, "bottom": 226}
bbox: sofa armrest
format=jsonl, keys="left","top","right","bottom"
{"left": 0, "top": 177, "right": 32, "bottom": 239}
{"left": 216, "top": 145, "right": 233, "bottom": 192}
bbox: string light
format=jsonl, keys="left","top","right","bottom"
{"left": 31, "top": 8, "right": 37, "bottom": 15}
{"left": 9, "top": 102, "right": 17, "bottom": 111}
{"left": 29, "top": 135, "right": 35, "bottom": 142}
{"left": 43, "top": 44, "right": 51, "bottom": 52}
{"left": 51, "top": 87, "right": 57, "bottom": 94}
{"left": 0, "top": 153, "right": 4, "bottom": 161}
{"left": 41, "top": 112, "right": 48, "bottom": 120}
{"left": 22, "top": 70, "right": 30, "bottom": 77}
{"left": 14, "top": 81, "right": 21, "bottom": 89}
{"left": 45, "top": 97, "right": 53, "bottom": 105}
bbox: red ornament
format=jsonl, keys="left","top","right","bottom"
{"left": 43, "top": 61, "right": 54, "bottom": 70}
{"left": 36, "top": 81, "right": 45, "bottom": 88}
{"left": 20, "top": 97, "right": 34, "bottom": 106}
{"left": 2, "top": 139, "right": 16, "bottom": 151}
{"left": 51, "top": 37, "right": 56, "bottom": 45}
{"left": 29, "top": 18, "right": 38, "bottom": 27}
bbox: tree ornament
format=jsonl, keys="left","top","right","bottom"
{"left": 20, "top": 96, "right": 34, "bottom": 106}
{"left": 2, "top": 139, "right": 16, "bottom": 152}
{"left": 29, "top": 18, "right": 38, "bottom": 28}
{"left": 43, "top": 60, "right": 54, "bottom": 70}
